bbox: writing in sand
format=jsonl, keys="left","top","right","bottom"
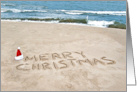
{"left": 16, "top": 51, "right": 116, "bottom": 71}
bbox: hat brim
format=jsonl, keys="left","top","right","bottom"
{"left": 15, "top": 54, "right": 23, "bottom": 60}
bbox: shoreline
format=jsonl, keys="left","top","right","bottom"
{"left": 1, "top": 20, "right": 126, "bottom": 29}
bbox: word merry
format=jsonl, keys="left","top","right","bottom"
{"left": 24, "top": 51, "right": 86, "bottom": 61}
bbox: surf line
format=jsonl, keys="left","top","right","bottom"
{"left": 15, "top": 51, "right": 116, "bottom": 71}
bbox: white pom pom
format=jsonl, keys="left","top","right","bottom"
{"left": 18, "top": 47, "right": 20, "bottom": 49}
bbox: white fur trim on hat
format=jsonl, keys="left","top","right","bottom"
{"left": 15, "top": 54, "right": 23, "bottom": 60}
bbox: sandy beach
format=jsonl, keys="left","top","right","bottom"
{"left": 1, "top": 21, "right": 126, "bottom": 91}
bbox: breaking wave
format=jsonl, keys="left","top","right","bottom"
{"left": 1, "top": 8, "right": 47, "bottom": 13}
{"left": 64, "top": 10, "right": 126, "bottom": 16}
{"left": 1, "top": 8, "right": 126, "bottom": 16}
{"left": 65, "top": 12, "right": 83, "bottom": 15}
{"left": 87, "top": 20, "right": 115, "bottom": 27}
{"left": 1, "top": 3, "right": 16, "bottom": 6}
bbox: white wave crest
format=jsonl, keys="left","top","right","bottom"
{"left": 22, "top": 10, "right": 47, "bottom": 13}
{"left": 1, "top": 8, "right": 47, "bottom": 13}
{"left": 88, "top": 20, "right": 114, "bottom": 27}
{"left": 59, "top": 10, "right": 126, "bottom": 16}
{"left": 1, "top": 3, "right": 16, "bottom": 6}
{"left": 1, "top": 8, "right": 20, "bottom": 13}
{"left": 1, "top": 8, "right": 126, "bottom": 16}
{"left": 65, "top": 12, "right": 83, "bottom": 15}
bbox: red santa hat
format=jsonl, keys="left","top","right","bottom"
{"left": 15, "top": 47, "right": 23, "bottom": 60}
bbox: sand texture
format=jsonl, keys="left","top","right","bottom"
{"left": 1, "top": 21, "right": 126, "bottom": 91}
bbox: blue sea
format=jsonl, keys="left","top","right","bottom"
{"left": 1, "top": 1, "right": 126, "bottom": 28}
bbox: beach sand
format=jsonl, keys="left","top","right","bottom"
{"left": 1, "top": 21, "right": 126, "bottom": 91}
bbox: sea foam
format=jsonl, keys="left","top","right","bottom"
{"left": 88, "top": 20, "right": 115, "bottom": 27}
{"left": 1, "top": 8, "right": 126, "bottom": 16}
{"left": 1, "top": 8, "right": 47, "bottom": 13}
{"left": 62, "top": 10, "right": 126, "bottom": 16}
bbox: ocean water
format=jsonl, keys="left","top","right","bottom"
{"left": 1, "top": 1, "right": 126, "bottom": 28}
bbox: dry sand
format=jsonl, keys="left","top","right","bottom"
{"left": 1, "top": 21, "right": 126, "bottom": 91}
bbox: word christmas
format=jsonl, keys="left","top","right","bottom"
{"left": 15, "top": 51, "right": 116, "bottom": 71}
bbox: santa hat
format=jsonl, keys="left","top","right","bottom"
{"left": 15, "top": 47, "right": 23, "bottom": 60}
